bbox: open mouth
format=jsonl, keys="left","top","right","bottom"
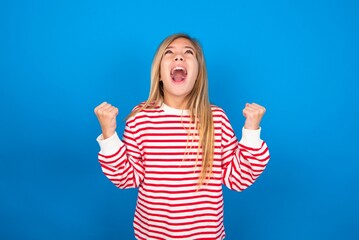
{"left": 170, "top": 66, "right": 187, "bottom": 82}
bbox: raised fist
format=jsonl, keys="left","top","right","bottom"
{"left": 243, "top": 103, "right": 266, "bottom": 130}
{"left": 94, "top": 102, "right": 119, "bottom": 139}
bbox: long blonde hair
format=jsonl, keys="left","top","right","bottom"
{"left": 128, "top": 33, "right": 214, "bottom": 187}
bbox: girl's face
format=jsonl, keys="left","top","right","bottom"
{"left": 160, "top": 37, "right": 199, "bottom": 108}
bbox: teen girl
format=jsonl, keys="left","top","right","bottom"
{"left": 94, "top": 33, "right": 270, "bottom": 240}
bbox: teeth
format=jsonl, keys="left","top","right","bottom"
{"left": 171, "top": 66, "right": 187, "bottom": 75}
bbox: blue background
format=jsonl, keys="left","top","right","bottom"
{"left": 1, "top": 0, "right": 358, "bottom": 239}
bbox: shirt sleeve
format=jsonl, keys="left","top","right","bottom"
{"left": 97, "top": 123, "right": 145, "bottom": 189}
{"left": 221, "top": 119, "right": 270, "bottom": 191}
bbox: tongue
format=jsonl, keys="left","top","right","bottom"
{"left": 172, "top": 70, "right": 186, "bottom": 82}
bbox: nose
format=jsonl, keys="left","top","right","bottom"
{"left": 174, "top": 55, "right": 183, "bottom": 61}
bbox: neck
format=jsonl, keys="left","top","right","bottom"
{"left": 163, "top": 96, "right": 188, "bottom": 109}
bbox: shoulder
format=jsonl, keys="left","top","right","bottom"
{"left": 211, "top": 104, "right": 233, "bottom": 128}
{"left": 211, "top": 104, "right": 228, "bottom": 118}
{"left": 130, "top": 101, "right": 146, "bottom": 112}
{"left": 126, "top": 101, "right": 162, "bottom": 125}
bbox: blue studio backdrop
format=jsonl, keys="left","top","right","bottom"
{"left": 1, "top": 0, "right": 358, "bottom": 239}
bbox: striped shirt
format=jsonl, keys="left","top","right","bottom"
{"left": 97, "top": 103, "right": 270, "bottom": 240}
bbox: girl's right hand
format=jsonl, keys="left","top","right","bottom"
{"left": 94, "top": 102, "right": 119, "bottom": 139}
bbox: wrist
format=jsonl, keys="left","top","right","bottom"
{"left": 102, "top": 129, "right": 115, "bottom": 139}
{"left": 240, "top": 127, "right": 262, "bottom": 148}
{"left": 244, "top": 124, "right": 259, "bottom": 130}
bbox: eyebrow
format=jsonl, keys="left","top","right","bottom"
{"left": 165, "top": 46, "right": 195, "bottom": 51}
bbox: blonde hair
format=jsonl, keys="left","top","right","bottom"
{"left": 128, "top": 33, "right": 214, "bottom": 187}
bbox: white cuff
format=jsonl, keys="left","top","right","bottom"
{"left": 96, "top": 132, "right": 124, "bottom": 155}
{"left": 239, "top": 127, "right": 262, "bottom": 148}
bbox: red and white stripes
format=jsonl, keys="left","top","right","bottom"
{"left": 97, "top": 105, "right": 270, "bottom": 240}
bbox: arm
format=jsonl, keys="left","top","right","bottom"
{"left": 221, "top": 103, "right": 270, "bottom": 191}
{"left": 95, "top": 102, "right": 145, "bottom": 189}
{"left": 221, "top": 128, "right": 270, "bottom": 191}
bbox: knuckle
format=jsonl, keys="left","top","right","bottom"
{"left": 104, "top": 111, "right": 111, "bottom": 117}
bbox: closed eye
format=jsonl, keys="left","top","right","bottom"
{"left": 164, "top": 49, "right": 173, "bottom": 55}
{"left": 185, "top": 49, "right": 194, "bottom": 55}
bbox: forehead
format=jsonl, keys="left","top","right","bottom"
{"left": 167, "top": 37, "right": 195, "bottom": 49}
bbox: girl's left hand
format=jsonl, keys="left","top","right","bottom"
{"left": 243, "top": 103, "right": 266, "bottom": 130}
